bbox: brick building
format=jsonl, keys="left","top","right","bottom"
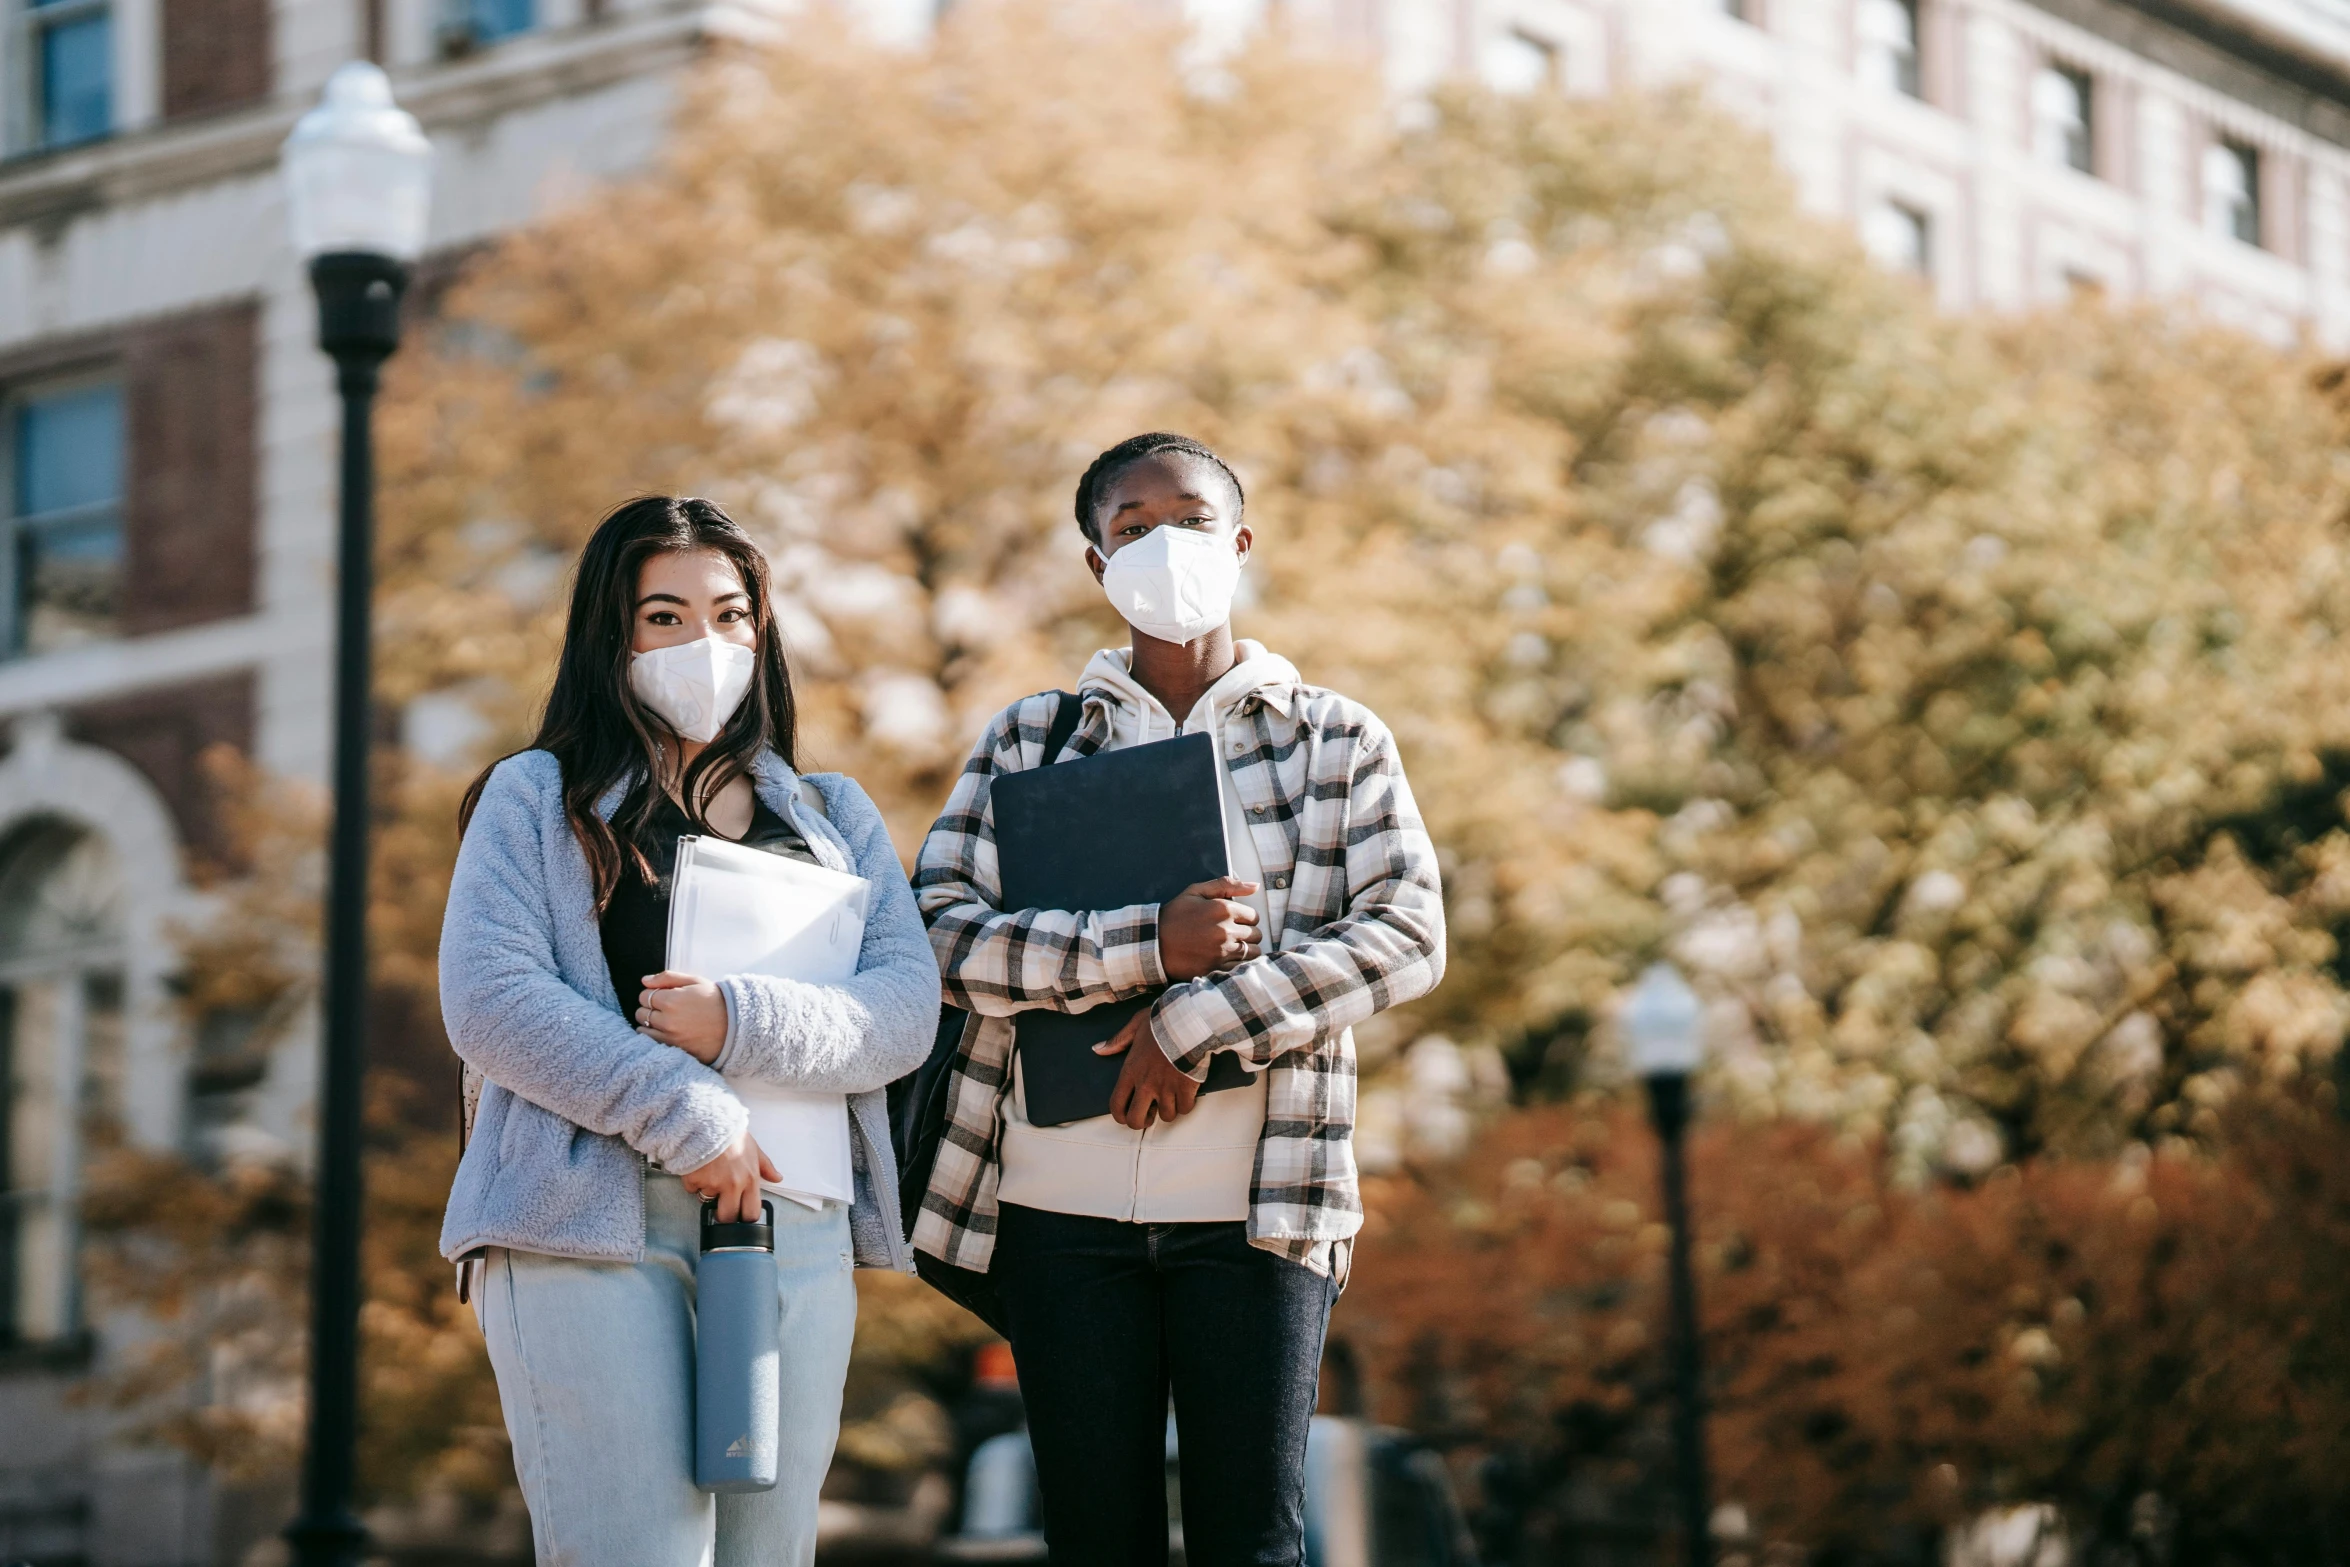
{"left": 0, "top": 0, "right": 2346, "bottom": 1563}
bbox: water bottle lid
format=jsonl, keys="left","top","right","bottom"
{"left": 700, "top": 1198, "right": 774, "bottom": 1253}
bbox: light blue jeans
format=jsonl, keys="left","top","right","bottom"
{"left": 477, "top": 1172, "right": 858, "bottom": 1566}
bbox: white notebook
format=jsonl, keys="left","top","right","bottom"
{"left": 666, "top": 834, "right": 871, "bottom": 1209}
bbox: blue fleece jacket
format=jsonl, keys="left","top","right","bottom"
{"left": 437, "top": 748, "right": 937, "bottom": 1271}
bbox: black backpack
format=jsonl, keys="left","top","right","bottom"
{"left": 889, "top": 690, "right": 1084, "bottom": 1336}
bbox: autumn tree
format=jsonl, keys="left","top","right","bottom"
{"left": 1338, "top": 1090, "right": 2350, "bottom": 1560}
{"left": 381, "top": 2, "right": 2350, "bottom": 1176}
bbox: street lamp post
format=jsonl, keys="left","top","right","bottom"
{"left": 278, "top": 62, "right": 433, "bottom": 1567}
{"left": 1623, "top": 962, "right": 1713, "bottom": 1567}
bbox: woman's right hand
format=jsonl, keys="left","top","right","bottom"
{"left": 680, "top": 1130, "right": 780, "bottom": 1223}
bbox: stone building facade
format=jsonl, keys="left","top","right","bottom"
{"left": 1453, "top": 0, "right": 2350, "bottom": 342}
{"left": 0, "top": 0, "right": 2345, "bottom": 1562}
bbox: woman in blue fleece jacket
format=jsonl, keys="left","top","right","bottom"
{"left": 436, "top": 495, "right": 938, "bottom": 1567}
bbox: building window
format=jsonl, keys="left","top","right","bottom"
{"left": 1858, "top": 0, "right": 1921, "bottom": 99}
{"left": 1483, "top": 28, "right": 1558, "bottom": 95}
{"left": 2203, "top": 138, "right": 2261, "bottom": 247}
{"left": 1863, "top": 199, "right": 1932, "bottom": 277}
{"left": 18, "top": 0, "right": 112, "bottom": 150}
{"left": 2033, "top": 64, "right": 2093, "bottom": 174}
{"left": 5, "top": 380, "right": 124, "bottom": 658}
{"left": 0, "top": 818, "right": 124, "bottom": 1347}
{"left": 438, "top": 0, "right": 533, "bottom": 54}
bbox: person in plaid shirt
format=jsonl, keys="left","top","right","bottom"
{"left": 912, "top": 433, "right": 1447, "bottom": 1566}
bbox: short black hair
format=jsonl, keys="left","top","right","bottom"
{"left": 1073, "top": 433, "right": 1246, "bottom": 543}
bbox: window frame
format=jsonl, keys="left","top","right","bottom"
{"left": 2032, "top": 61, "right": 2095, "bottom": 177}
{"left": 2203, "top": 136, "right": 2262, "bottom": 249}
{"left": 1863, "top": 196, "right": 1933, "bottom": 279}
{"left": 0, "top": 819, "right": 126, "bottom": 1350}
{"left": 1858, "top": 0, "right": 1923, "bottom": 101}
{"left": 1482, "top": 25, "right": 1560, "bottom": 95}
{"left": 9, "top": 0, "right": 114, "bottom": 154}
{"left": 435, "top": 0, "right": 534, "bottom": 57}
{"left": 1, "top": 368, "right": 128, "bottom": 661}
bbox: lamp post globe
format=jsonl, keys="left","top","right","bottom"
{"left": 279, "top": 60, "right": 431, "bottom": 1567}
{"left": 1624, "top": 962, "right": 1705, "bottom": 1081}
{"left": 284, "top": 62, "right": 432, "bottom": 264}
{"left": 1622, "top": 960, "right": 1713, "bottom": 1567}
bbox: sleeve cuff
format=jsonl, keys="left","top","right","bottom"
{"left": 659, "top": 1085, "right": 749, "bottom": 1177}
{"left": 1149, "top": 1005, "right": 1211, "bottom": 1082}
{"left": 711, "top": 978, "right": 746, "bottom": 1076}
{"left": 1103, "top": 900, "right": 1168, "bottom": 993}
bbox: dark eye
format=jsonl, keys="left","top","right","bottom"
{"left": 718, "top": 606, "right": 750, "bottom": 622}
{"left": 647, "top": 610, "right": 681, "bottom": 626}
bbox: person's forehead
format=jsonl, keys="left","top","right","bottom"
{"left": 1106, "top": 451, "right": 1225, "bottom": 500}
{"left": 638, "top": 549, "right": 745, "bottom": 593}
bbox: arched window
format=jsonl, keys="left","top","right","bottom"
{"left": 0, "top": 816, "right": 125, "bottom": 1346}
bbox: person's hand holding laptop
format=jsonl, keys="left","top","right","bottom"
{"left": 1091, "top": 874, "right": 1264, "bottom": 1128}
{"left": 1158, "top": 875, "right": 1265, "bottom": 977}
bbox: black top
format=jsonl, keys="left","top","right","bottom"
{"left": 600, "top": 784, "right": 820, "bottom": 1013}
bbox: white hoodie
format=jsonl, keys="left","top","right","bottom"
{"left": 994, "top": 643, "right": 1298, "bottom": 1224}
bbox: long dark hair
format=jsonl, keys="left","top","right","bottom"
{"left": 459, "top": 495, "right": 799, "bottom": 910}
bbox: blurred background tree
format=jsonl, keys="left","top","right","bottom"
{"left": 379, "top": 1, "right": 2350, "bottom": 1175}
{"left": 1344, "top": 1090, "right": 2350, "bottom": 1560}
{"left": 89, "top": 0, "right": 2350, "bottom": 1556}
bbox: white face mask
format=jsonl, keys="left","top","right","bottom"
{"left": 628, "top": 635, "right": 756, "bottom": 744}
{"left": 1097, "top": 525, "right": 1244, "bottom": 646}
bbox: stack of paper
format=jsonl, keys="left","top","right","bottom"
{"left": 667, "top": 835, "right": 871, "bottom": 1209}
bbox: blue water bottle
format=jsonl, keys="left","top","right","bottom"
{"left": 696, "top": 1198, "right": 781, "bottom": 1492}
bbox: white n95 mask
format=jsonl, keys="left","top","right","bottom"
{"left": 629, "top": 635, "right": 756, "bottom": 743}
{"left": 1098, "top": 526, "right": 1243, "bottom": 645}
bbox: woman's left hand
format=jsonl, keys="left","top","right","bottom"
{"left": 636, "top": 971, "right": 728, "bottom": 1064}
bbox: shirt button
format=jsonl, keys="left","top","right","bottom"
{"left": 1231, "top": 741, "right": 1247, "bottom": 755}
{"left": 1271, "top": 873, "right": 1289, "bottom": 889}
{"left": 1250, "top": 803, "right": 1268, "bottom": 815}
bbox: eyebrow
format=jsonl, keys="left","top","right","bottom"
{"left": 635, "top": 589, "right": 751, "bottom": 608}
{"left": 1112, "top": 491, "right": 1213, "bottom": 514}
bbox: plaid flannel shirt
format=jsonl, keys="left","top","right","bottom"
{"left": 910, "top": 659, "right": 1446, "bottom": 1276}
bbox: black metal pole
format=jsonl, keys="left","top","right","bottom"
{"left": 286, "top": 251, "right": 407, "bottom": 1567}
{"left": 1646, "top": 1071, "right": 1712, "bottom": 1567}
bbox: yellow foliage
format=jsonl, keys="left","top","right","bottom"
{"left": 383, "top": 2, "right": 2350, "bottom": 1178}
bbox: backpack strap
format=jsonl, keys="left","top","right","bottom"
{"left": 1042, "top": 689, "right": 1083, "bottom": 766}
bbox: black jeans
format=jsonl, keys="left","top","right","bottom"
{"left": 994, "top": 1203, "right": 1339, "bottom": 1567}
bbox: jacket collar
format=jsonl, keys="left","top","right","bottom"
{"left": 1077, "top": 640, "right": 1302, "bottom": 724}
